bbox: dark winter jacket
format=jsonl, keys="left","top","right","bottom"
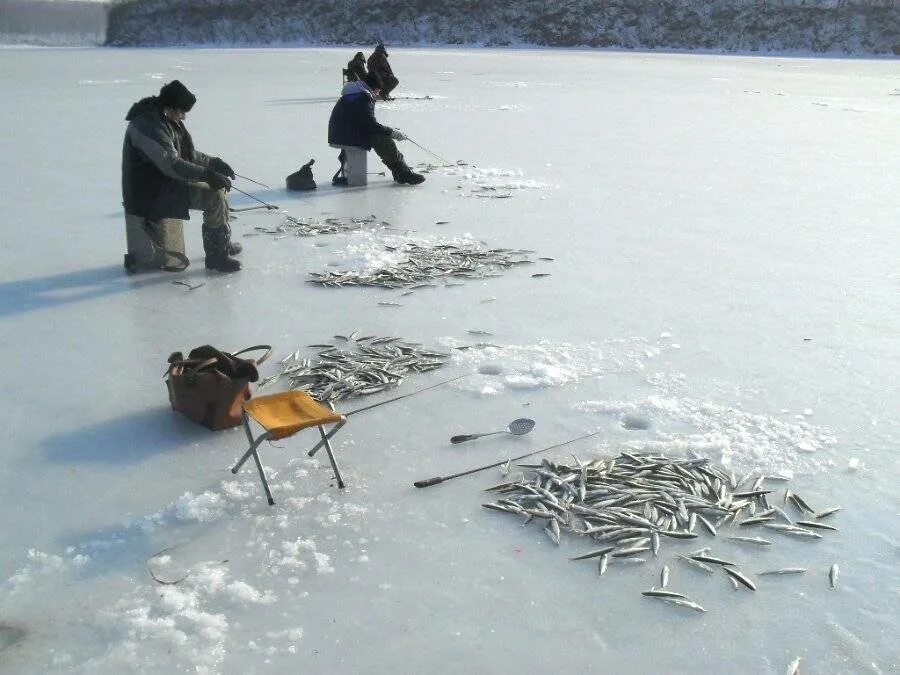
{"left": 367, "top": 50, "right": 394, "bottom": 81}
{"left": 121, "top": 96, "right": 210, "bottom": 221}
{"left": 327, "top": 81, "right": 393, "bottom": 150}
{"left": 346, "top": 54, "right": 367, "bottom": 81}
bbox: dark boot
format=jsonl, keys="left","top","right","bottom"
{"left": 391, "top": 165, "right": 425, "bottom": 186}
{"left": 332, "top": 150, "right": 348, "bottom": 186}
{"left": 203, "top": 226, "right": 242, "bottom": 273}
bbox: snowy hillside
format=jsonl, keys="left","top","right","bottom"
{"left": 105, "top": 0, "right": 899, "bottom": 54}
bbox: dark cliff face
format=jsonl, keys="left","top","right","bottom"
{"left": 105, "top": 0, "right": 899, "bottom": 55}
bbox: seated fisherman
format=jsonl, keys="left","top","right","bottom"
{"left": 367, "top": 44, "right": 399, "bottom": 100}
{"left": 122, "top": 80, "right": 242, "bottom": 273}
{"left": 327, "top": 73, "right": 424, "bottom": 186}
{"left": 346, "top": 52, "right": 367, "bottom": 82}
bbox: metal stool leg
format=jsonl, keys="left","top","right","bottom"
{"left": 251, "top": 448, "right": 276, "bottom": 505}
{"left": 307, "top": 419, "right": 346, "bottom": 457}
{"left": 232, "top": 414, "right": 277, "bottom": 505}
{"left": 318, "top": 425, "right": 345, "bottom": 489}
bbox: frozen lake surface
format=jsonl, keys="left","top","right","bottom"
{"left": 0, "top": 47, "right": 898, "bottom": 673}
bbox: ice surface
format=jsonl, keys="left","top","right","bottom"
{"left": 0, "top": 47, "right": 898, "bottom": 673}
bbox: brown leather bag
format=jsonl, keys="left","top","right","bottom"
{"left": 165, "top": 345, "right": 272, "bottom": 430}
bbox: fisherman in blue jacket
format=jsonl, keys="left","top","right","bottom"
{"left": 327, "top": 72, "right": 424, "bottom": 186}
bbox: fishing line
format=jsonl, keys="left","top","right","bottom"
{"left": 405, "top": 136, "right": 452, "bottom": 165}
{"left": 235, "top": 173, "right": 272, "bottom": 189}
{"left": 230, "top": 185, "right": 279, "bottom": 210}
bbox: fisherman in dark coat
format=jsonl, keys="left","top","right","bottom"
{"left": 346, "top": 51, "right": 367, "bottom": 82}
{"left": 367, "top": 44, "right": 399, "bottom": 100}
{"left": 327, "top": 72, "right": 424, "bottom": 185}
{"left": 121, "top": 80, "right": 242, "bottom": 272}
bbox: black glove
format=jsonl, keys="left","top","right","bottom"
{"left": 209, "top": 157, "right": 235, "bottom": 179}
{"left": 204, "top": 170, "right": 232, "bottom": 191}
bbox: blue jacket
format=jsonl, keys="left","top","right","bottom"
{"left": 327, "top": 81, "right": 392, "bottom": 150}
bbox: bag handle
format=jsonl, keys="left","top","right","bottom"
{"left": 165, "top": 356, "right": 218, "bottom": 377}
{"left": 231, "top": 345, "right": 273, "bottom": 366}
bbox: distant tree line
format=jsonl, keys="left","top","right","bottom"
{"left": 97, "top": 0, "right": 895, "bottom": 55}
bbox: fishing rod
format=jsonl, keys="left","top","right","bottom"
{"left": 230, "top": 185, "right": 280, "bottom": 210}
{"left": 229, "top": 204, "right": 271, "bottom": 213}
{"left": 306, "top": 372, "right": 474, "bottom": 458}
{"left": 345, "top": 373, "right": 472, "bottom": 417}
{"left": 235, "top": 173, "right": 272, "bottom": 190}
{"left": 405, "top": 136, "right": 452, "bottom": 165}
{"left": 413, "top": 429, "right": 604, "bottom": 489}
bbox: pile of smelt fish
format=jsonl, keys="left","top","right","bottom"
{"left": 251, "top": 214, "right": 390, "bottom": 238}
{"left": 307, "top": 243, "right": 537, "bottom": 289}
{"left": 259, "top": 333, "right": 450, "bottom": 402}
{"left": 484, "top": 452, "right": 842, "bottom": 612}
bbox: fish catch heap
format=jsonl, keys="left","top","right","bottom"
{"left": 307, "top": 243, "right": 536, "bottom": 289}
{"left": 484, "top": 451, "right": 841, "bottom": 611}
{"left": 252, "top": 214, "right": 390, "bottom": 237}
{"left": 260, "top": 334, "right": 451, "bottom": 403}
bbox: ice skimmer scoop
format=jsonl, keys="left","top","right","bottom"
{"left": 450, "top": 418, "right": 536, "bottom": 444}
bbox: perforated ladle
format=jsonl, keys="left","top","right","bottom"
{"left": 450, "top": 418, "right": 536, "bottom": 444}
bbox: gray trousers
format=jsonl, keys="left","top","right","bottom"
{"left": 369, "top": 134, "right": 406, "bottom": 170}
{"left": 189, "top": 182, "right": 229, "bottom": 230}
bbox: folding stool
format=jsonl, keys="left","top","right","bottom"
{"left": 231, "top": 391, "right": 347, "bottom": 505}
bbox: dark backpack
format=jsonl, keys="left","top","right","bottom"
{"left": 286, "top": 159, "right": 317, "bottom": 191}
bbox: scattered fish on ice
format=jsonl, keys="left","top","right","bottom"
{"left": 259, "top": 335, "right": 450, "bottom": 403}
{"left": 481, "top": 451, "right": 843, "bottom": 613}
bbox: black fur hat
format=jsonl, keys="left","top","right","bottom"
{"left": 159, "top": 80, "right": 196, "bottom": 112}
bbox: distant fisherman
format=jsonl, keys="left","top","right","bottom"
{"left": 327, "top": 72, "right": 425, "bottom": 186}
{"left": 345, "top": 51, "right": 367, "bottom": 82}
{"left": 122, "top": 80, "right": 242, "bottom": 272}
{"left": 367, "top": 43, "right": 399, "bottom": 100}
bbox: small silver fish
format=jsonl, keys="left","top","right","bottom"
{"left": 814, "top": 506, "right": 841, "bottom": 519}
{"left": 677, "top": 554, "right": 714, "bottom": 574}
{"left": 758, "top": 568, "right": 807, "bottom": 576}
{"left": 697, "top": 514, "right": 717, "bottom": 536}
{"left": 829, "top": 563, "right": 839, "bottom": 589}
{"left": 612, "top": 545, "right": 651, "bottom": 558}
{"left": 726, "top": 536, "right": 773, "bottom": 546}
{"left": 544, "top": 518, "right": 561, "bottom": 545}
{"left": 786, "top": 657, "right": 802, "bottom": 675}
{"left": 598, "top": 554, "right": 609, "bottom": 576}
{"left": 795, "top": 520, "right": 838, "bottom": 531}
{"left": 569, "top": 546, "right": 616, "bottom": 561}
{"left": 660, "top": 565, "right": 669, "bottom": 589}
{"left": 661, "top": 597, "right": 706, "bottom": 613}
{"left": 690, "top": 554, "right": 736, "bottom": 567}
{"left": 724, "top": 566, "right": 757, "bottom": 591}
{"left": 642, "top": 589, "right": 685, "bottom": 599}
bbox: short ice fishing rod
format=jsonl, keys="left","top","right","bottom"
{"left": 413, "top": 429, "right": 604, "bottom": 489}
{"left": 230, "top": 185, "right": 279, "bottom": 210}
